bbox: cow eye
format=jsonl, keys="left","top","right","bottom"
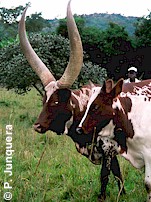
{"left": 50, "top": 101, "right": 59, "bottom": 107}
{"left": 91, "top": 104, "right": 99, "bottom": 112}
{"left": 94, "top": 105, "right": 99, "bottom": 110}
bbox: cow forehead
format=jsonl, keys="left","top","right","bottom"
{"left": 71, "top": 86, "right": 101, "bottom": 112}
{"left": 85, "top": 86, "right": 101, "bottom": 108}
{"left": 79, "top": 86, "right": 101, "bottom": 127}
{"left": 45, "top": 81, "right": 59, "bottom": 102}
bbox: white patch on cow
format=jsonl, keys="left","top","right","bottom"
{"left": 134, "top": 85, "right": 151, "bottom": 97}
{"left": 120, "top": 84, "right": 151, "bottom": 100}
{"left": 64, "top": 116, "right": 73, "bottom": 135}
{"left": 112, "top": 83, "right": 151, "bottom": 199}
{"left": 98, "top": 120, "right": 115, "bottom": 138}
{"left": 45, "top": 81, "right": 59, "bottom": 102}
{"left": 92, "top": 147, "right": 102, "bottom": 162}
{"left": 79, "top": 86, "right": 101, "bottom": 127}
{"left": 112, "top": 87, "right": 151, "bottom": 170}
{"left": 70, "top": 99, "right": 76, "bottom": 109}
{"left": 121, "top": 93, "right": 151, "bottom": 169}
{"left": 75, "top": 143, "right": 89, "bottom": 155}
{"left": 75, "top": 142, "right": 102, "bottom": 165}
{"left": 112, "top": 98, "right": 125, "bottom": 114}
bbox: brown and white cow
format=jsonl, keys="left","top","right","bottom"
{"left": 18, "top": 1, "right": 125, "bottom": 201}
{"left": 77, "top": 78, "right": 151, "bottom": 202}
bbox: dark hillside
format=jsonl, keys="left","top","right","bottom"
{"left": 83, "top": 13, "right": 138, "bottom": 35}
{"left": 49, "top": 13, "right": 138, "bottom": 35}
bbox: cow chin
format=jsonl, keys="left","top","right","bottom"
{"left": 34, "top": 113, "right": 72, "bottom": 135}
{"left": 33, "top": 123, "right": 64, "bottom": 135}
{"left": 49, "top": 125, "right": 65, "bottom": 135}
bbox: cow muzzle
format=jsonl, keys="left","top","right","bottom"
{"left": 33, "top": 123, "right": 47, "bottom": 134}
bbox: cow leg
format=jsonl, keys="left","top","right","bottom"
{"left": 98, "top": 157, "right": 111, "bottom": 202}
{"left": 144, "top": 156, "right": 151, "bottom": 202}
{"left": 110, "top": 155, "right": 126, "bottom": 195}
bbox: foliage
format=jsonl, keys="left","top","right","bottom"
{"left": 56, "top": 15, "right": 85, "bottom": 38}
{"left": 25, "top": 13, "right": 51, "bottom": 33}
{"left": 0, "top": 4, "right": 51, "bottom": 42}
{"left": 0, "top": 37, "right": 17, "bottom": 48}
{"left": 0, "top": 33, "right": 69, "bottom": 94}
{"left": 1, "top": 5, "right": 151, "bottom": 85}
{"left": 52, "top": 13, "right": 138, "bottom": 36}
{"left": 0, "top": 5, "right": 25, "bottom": 24}
{"left": 98, "top": 22, "right": 132, "bottom": 56}
{"left": 56, "top": 18, "right": 68, "bottom": 38}
{"left": 0, "top": 5, "right": 25, "bottom": 41}
{"left": 84, "top": 13, "right": 138, "bottom": 36}
{"left": 81, "top": 26, "right": 102, "bottom": 46}
{"left": 0, "top": 33, "right": 106, "bottom": 94}
{"left": 74, "top": 62, "right": 107, "bottom": 88}
{"left": 134, "top": 12, "right": 151, "bottom": 47}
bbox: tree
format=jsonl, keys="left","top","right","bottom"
{"left": 134, "top": 12, "right": 151, "bottom": 47}
{"left": 98, "top": 22, "right": 131, "bottom": 56}
{"left": 26, "top": 13, "right": 51, "bottom": 33}
{"left": 0, "top": 34, "right": 70, "bottom": 94}
{"left": 0, "top": 4, "right": 51, "bottom": 42}
{"left": 56, "top": 15, "right": 85, "bottom": 38}
{"left": 0, "top": 33, "right": 107, "bottom": 95}
{"left": 0, "top": 6, "right": 25, "bottom": 41}
{"left": 75, "top": 61, "right": 107, "bottom": 87}
{"left": 81, "top": 26, "right": 102, "bottom": 46}
{"left": 0, "top": 5, "right": 25, "bottom": 24}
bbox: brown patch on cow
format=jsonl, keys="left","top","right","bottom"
{"left": 81, "top": 92, "right": 115, "bottom": 134}
{"left": 119, "top": 97, "right": 132, "bottom": 113}
{"left": 113, "top": 97, "right": 134, "bottom": 139}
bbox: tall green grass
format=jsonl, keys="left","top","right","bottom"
{"left": 0, "top": 88, "right": 146, "bottom": 202}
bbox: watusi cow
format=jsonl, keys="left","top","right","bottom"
{"left": 18, "top": 1, "right": 125, "bottom": 201}
{"left": 77, "top": 78, "right": 151, "bottom": 202}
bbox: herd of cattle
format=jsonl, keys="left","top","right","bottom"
{"left": 18, "top": 1, "right": 151, "bottom": 201}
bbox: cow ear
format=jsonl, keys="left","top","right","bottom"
{"left": 102, "top": 79, "right": 114, "bottom": 93}
{"left": 58, "top": 89, "right": 71, "bottom": 102}
{"left": 111, "top": 79, "right": 123, "bottom": 98}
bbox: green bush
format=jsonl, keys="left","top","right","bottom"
{"left": 0, "top": 33, "right": 107, "bottom": 94}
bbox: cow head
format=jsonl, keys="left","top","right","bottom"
{"left": 77, "top": 79, "right": 124, "bottom": 135}
{"left": 19, "top": 1, "right": 83, "bottom": 134}
{"left": 34, "top": 88, "right": 72, "bottom": 134}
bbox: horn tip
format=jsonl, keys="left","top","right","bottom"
{"left": 67, "top": 0, "right": 72, "bottom": 8}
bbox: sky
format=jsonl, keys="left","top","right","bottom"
{"left": 0, "top": 0, "right": 151, "bottom": 19}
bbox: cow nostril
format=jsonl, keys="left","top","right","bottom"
{"left": 33, "top": 123, "right": 42, "bottom": 132}
{"left": 76, "top": 127, "right": 84, "bottom": 135}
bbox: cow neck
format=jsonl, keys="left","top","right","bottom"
{"left": 112, "top": 97, "right": 134, "bottom": 139}
{"left": 71, "top": 87, "right": 93, "bottom": 114}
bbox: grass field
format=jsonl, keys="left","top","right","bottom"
{"left": 0, "top": 88, "right": 146, "bottom": 202}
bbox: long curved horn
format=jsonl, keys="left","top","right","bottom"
{"left": 57, "top": 0, "right": 83, "bottom": 88}
{"left": 18, "top": 5, "right": 56, "bottom": 87}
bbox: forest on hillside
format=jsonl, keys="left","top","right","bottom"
{"left": 50, "top": 13, "right": 138, "bottom": 35}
